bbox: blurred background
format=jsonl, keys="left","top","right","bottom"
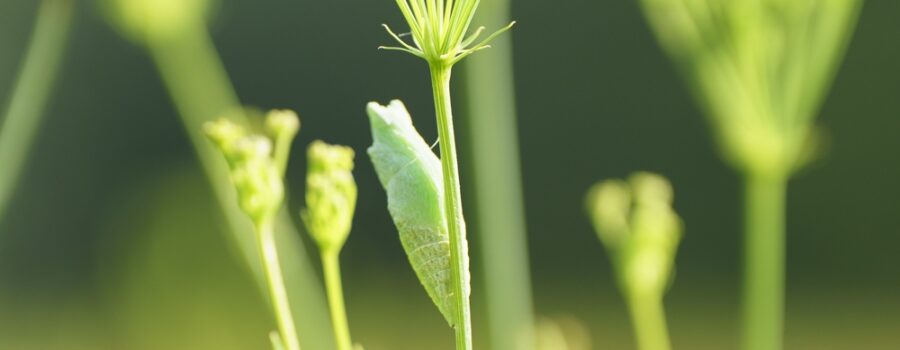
{"left": 1, "top": 1, "right": 898, "bottom": 349}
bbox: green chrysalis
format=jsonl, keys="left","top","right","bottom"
{"left": 366, "top": 100, "right": 467, "bottom": 327}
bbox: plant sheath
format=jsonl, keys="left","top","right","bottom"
{"left": 430, "top": 64, "right": 473, "bottom": 350}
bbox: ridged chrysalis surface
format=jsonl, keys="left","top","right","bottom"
{"left": 367, "top": 100, "right": 467, "bottom": 326}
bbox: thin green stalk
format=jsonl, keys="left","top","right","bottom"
{"left": 627, "top": 295, "right": 672, "bottom": 350}
{"left": 0, "top": 0, "right": 73, "bottom": 223}
{"left": 147, "top": 26, "right": 333, "bottom": 350}
{"left": 259, "top": 221, "right": 301, "bottom": 350}
{"left": 148, "top": 27, "right": 249, "bottom": 252}
{"left": 429, "top": 64, "right": 473, "bottom": 350}
{"left": 462, "top": 1, "right": 534, "bottom": 349}
{"left": 742, "top": 175, "right": 787, "bottom": 350}
{"left": 322, "top": 250, "right": 352, "bottom": 350}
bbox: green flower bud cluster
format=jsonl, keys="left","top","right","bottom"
{"left": 586, "top": 172, "right": 682, "bottom": 298}
{"left": 302, "top": 141, "right": 357, "bottom": 253}
{"left": 204, "top": 110, "right": 300, "bottom": 226}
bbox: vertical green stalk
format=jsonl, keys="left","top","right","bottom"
{"left": 146, "top": 27, "right": 333, "bottom": 350}
{"left": 743, "top": 175, "right": 787, "bottom": 350}
{"left": 0, "top": 0, "right": 73, "bottom": 223}
{"left": 462, "top": 0, "right": 534, "bottom": 348}
{"left": 259, "top": 222, "right": 301, "bottom": 350}
{"left": 429, "top": 64, "right": 473, "bottom": 350}
{"left": 322, "top": 250, "right": 352, "bottom": 350}
{"left": 627, "top": 295, "right": 672, "bottom": 350}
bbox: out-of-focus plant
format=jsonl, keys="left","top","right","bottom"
{"left": 204, "top": 110, "right": 302, "bottom": 350}
{"left": 0, "top": 0, "right": 74, "bottom": 225}
{"left": 100, "top": 1, "right": 333, "bottom": 348}
{"left": 100, "top": 0, "right": 210, "bottom": 45}
{"left": 462, "top": 1, "right": 535, "bottom": 349}
{"left": 302, "top": 141, "right": 358, "bottom": 350}
{"left": 534, "top": 316, "right": 592, "bottom": 350}
{"left": 639, "top": 1, "right": 862, "bottom": 349}
{"left": 586, "top": 172, "right": 683, "bottom": 350}
{"left": 379, "top": 2, "right": 514, "bottom": 348}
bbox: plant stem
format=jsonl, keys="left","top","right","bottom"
{"left": 149, "top": 25, "right": 254, "bottom": 274}
{"left": 0, "top": 0, "right": 73, "bottom": 224}
{"left": 322, "top": 249, "right": 353, "bottom": 350}
{"left": 627, "top": 295, "right": 672, "bottom": 350}
{"left": 147, "top": 26, "right": 334, "bottom": 350}
{"left": 259, "top": 221, "right": 301, "bottom": 350}
{"left": 429, "top": 64, "right": 473, "bottom": 350}
{"left": 742, "top": 175, "right": 787, "bottom": 350}
{"left": 463, "top": 1, "right": 535, "bottom": 349}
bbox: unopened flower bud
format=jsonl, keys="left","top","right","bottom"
{"left": 233, "top": 136, "right": 273, "bottom": 161}
{"left": 302, "top": 141, "right": 357, "bottom": 253}
{"left": 266, "top": 110, "right": 301, "bottom": 140}
{"left": 204, "top": 118, "right": 246, "bottom": 156}
{"left": 204, "top": 111, "right": 297, "bottom": 226}
{"left": 586, "top": 172, "right": 683, "bottom": 297}
{"left": 630, "top": 172, "right": 673, "bottom": 207}
{"left": 586, "top": 180, "right": 631, "bottom": 249}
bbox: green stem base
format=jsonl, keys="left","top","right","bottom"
{"left": 322, "top": 250, "right": 353, "bottom": 350}
{"left": 742, "top": 175, "right": 788, "bottom": 350}
{"left": 259, "top": 223, "right": 301, "bottom": 350}
{"left": 627, "top": 295, "right": 672, "bottom": 350}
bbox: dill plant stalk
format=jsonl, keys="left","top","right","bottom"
{"left": 462, "top": 1, "right": 536, "bottom": 349}
{"left": 101, "top": 1, "right": 333, "bottom": 348}
{"left": 0, "top": 0, "right": 74, "bottom": 224}
{"left": 381, "top": 1, "right": 514, "bottom": 349}
{"left": 638, "top": 1, "right": 862, "bottom": 349}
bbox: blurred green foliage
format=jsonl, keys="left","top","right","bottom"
{"left": 1, "top": 1, "right": 899, "bottom": 349}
